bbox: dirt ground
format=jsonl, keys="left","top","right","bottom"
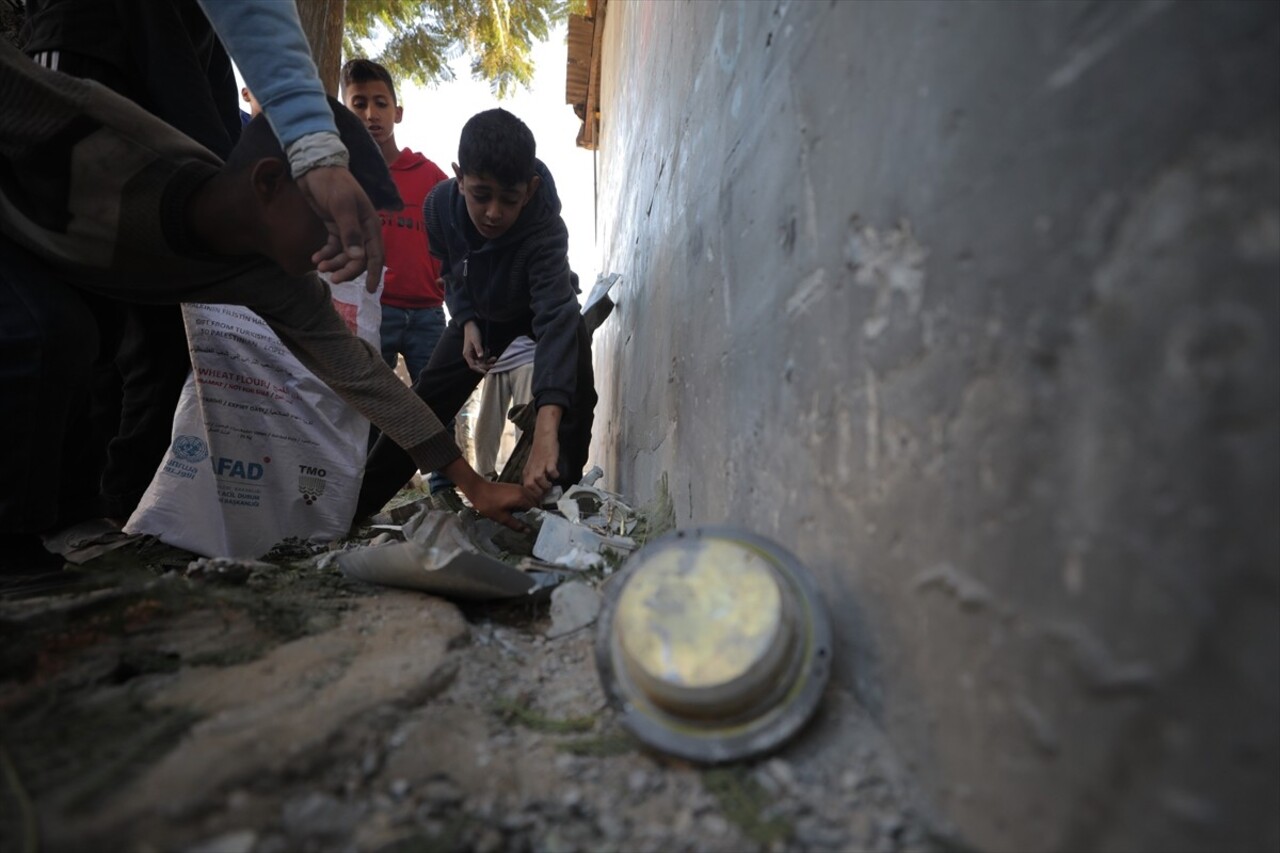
{"left": 1, "top": 515, "right": 948, "bottom": 853}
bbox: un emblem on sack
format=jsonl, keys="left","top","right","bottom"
{"left": 298, "top": 474, "right": 327, "bottom": 505}
{"left": 172, "top": 435, "right": 209, "bottom": 463}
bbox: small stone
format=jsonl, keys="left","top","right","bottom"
{"left": 361, "top": 750, "right": 382, "bottom": 778}
{"left": 539, "top": 829, "right": 574, "bottom": 853}
{"left": 840, "top": 769, "right": 860, "bottom": 791}
{"left": 499, "top": 811, "right": 537, "bottom": 832}
{"left": 389, "top": 778, "right": 410, "bottom": 799}
{"left": 546, "top": 581, "right": 601, "bottom": 639}
{"left": 627, "top": 769, "right": 649, "bottom": 794}
{"left": 796, "top": 817, "right": 848, "bottom": 849}
{"left": 764, "top": 758, "right": 796, "bottom": 792}
{"left": 280, "top": 792, "right": 362, "bottom": 841}
{"left": 421, "top": 776, "right": 464, "bottom": 806}
{"left": 184, "top": 830, "right": 257, "bottom": 853}
{"left": 596, "top": 813, "right": 626, "bottom": 841}
{"left": 250, "top": 835, "right": 291, "bottom": 853}
{"left": 474, "top": 827, "right": 504, "bottom": 853}
{"left": 755, "top": 767, "right": 781, "bottom": 796}
{"left": 702, "top": 814, "right": 730, "bottom": 836}
{"left": 561, "top": 787, "right": 583, "bottom": 809}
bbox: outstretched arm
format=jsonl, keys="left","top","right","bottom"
{"left": 252, "top": 272, "right": 532, "bottom": 530}
{"left": 196, "top": 0, "right": 384, "bottom": 290}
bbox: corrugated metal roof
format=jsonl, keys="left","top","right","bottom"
{"left": 566, "top": 14, "right": 593, "bottom": 109}
{"left": 564, "top": 0, "right": 606, "bottom": 150}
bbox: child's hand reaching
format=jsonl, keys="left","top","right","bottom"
{"left": 524, "top": 435, "right": 560, "bottom": 499}
{"left": 462, "top": 321, "right": 496, "bottom": 373}
{"left": 523, "top": 405, "right": 564, "bottom": 499}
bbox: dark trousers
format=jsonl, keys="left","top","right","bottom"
{"left": 355, "top": 315, "right": 596, "bottom": 518}
{"left": 0, "top": 238, "right": 101, "bottom": 534}
{"left": 27, "top": 47, "right": 192, "bottom": 523}
{"left": 96, "top": 303, "right": 191, "bottom": 519}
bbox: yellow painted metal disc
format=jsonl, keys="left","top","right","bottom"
{"left": 613, "top": 537, "right": 792, "bottom": 715}
{"left": 596, "top": 526, "right": 833, "bottom": 763}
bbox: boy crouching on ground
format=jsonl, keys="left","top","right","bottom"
{"left": 356, "top": 108, "right": 596, "bottom": 518}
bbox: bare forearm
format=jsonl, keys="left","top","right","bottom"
{"left": 534, "top": 404, "right": 563, "bottom": 441}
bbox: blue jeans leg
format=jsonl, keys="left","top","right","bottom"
{"left": 402, "top": 306, "right": 447, "bottom": 383}
{"left": 376, "top": 307, "right": 455, "bottom": 492}
{"left": 403, "top": 308, "right": 455, "bottom": 491}
{"left": 378, "top": 307, "right": 409, "bottom": 370}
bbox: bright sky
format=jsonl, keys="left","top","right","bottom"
{"left": 241, "top": 22, "right": 598, "bottom": 299}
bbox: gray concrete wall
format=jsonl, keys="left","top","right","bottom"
{"left": 588, "top": 1, "right": 1279, "bottom": 850}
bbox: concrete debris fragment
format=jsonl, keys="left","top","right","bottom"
{"left": 546, "top": 581, "right": 602, "bottom": 638}
{"left": 556, "top": 486, "right": 638, "bottom": 536}
{"left": 185, "top": 557, "right": 273, "bottom": 584}
{"left": 368, "top": 495, "right": 435, "bottom": 526}
{"left": 184, "top": 829, "right": 258, "bottom": 853}
{"left": 532, "top": 512, "right": 636, "bottom": 571}
{"left": 579, "top": 465, "right": 605, "bottom": 488}
{"left": 344, "top": 467, "right": 637, "bottom": 598}
{"left": 42, "top": 518, "right": 136, "bottom": 564}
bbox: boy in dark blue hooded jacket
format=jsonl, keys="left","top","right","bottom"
{"left": 356, "top": 108, "right": 596, "bottom": 517}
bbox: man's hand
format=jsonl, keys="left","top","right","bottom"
{"left": 298, "top": 166, "right": 385, "bottom": 292}
{"left": 466, "top": 480, "right": 536, "bottom": 532}
{"left": 462, "top": 321, "right": 495, "bottom": 374}
{"left": 444, "top": 457, "right": 532, "bottom": 531}
{"left": 523, "top": 405, "right": 564, "bottom": 499}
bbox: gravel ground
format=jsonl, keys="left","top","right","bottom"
{"left": 1, "top": 522, "right": 947, "bottom": 853}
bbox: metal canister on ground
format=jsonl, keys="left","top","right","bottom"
{"left": 595, "top": 526, "right": 832, "bottom": 763}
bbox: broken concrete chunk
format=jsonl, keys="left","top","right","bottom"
{"left": 368, "top": 495, "right": 435, "bottom": 526}
{"left": 556, "top": 486, "right": 637, "bottom": 535}
{"left": 532, "top": 513, "right": 637, "bottom": 571}
{"left": 185, "top": 557, "right": 273, "bottom": 584}
{"left": 547, "top": 581, "right": 602, "bottom": 638}
{"left": 184, "top": 830, "right": 258, "bottom": 853}
{"left": 42, "top": 518, "right": 136, "bottom": 564}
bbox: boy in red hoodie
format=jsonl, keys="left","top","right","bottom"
{"left": 341, "top": 59, "right": 461, "bottom": 500}
{"left": 340, "top": 59, "right": 450, "bottom": 383}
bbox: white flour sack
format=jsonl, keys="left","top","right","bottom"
{"left": 126, "top": 275, "right": 380, "bottom": 558}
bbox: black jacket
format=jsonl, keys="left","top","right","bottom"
{"left": 424, "top": 159, "right": 583, "bottom": 411}
{"left": 21, "top": 0, "right": 241, "bottom": 159}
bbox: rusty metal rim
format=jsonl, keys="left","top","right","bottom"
{"left": 594, "top": 526, "right": 833, "bottom": 764}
